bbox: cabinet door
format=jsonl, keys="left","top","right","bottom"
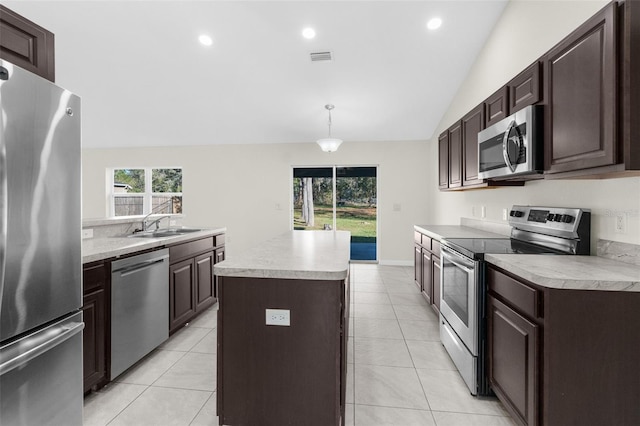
{"left": 0, "top": 5, "right": 55, "bottom": 81}
{"left": 544, "top": 3, "right": 617, "bottom": 174}
{"left": 414, "top": 244, "right": 422, "bottom": 291}
{"left": 195, "top": 251, "right": 215, "bottom": 312}
{"left": 438, "top": 131, "right": 449, "bottom": 189}
{"left": 485, "top": 86, "right": 509, "bottom": 127}
{"left": 82, "top": 290, "right": 106, "bottom": 393}
{"left": 462, "top": 105, "right": 485, "bottom": 186}
{"left": 509, "top": 61, "right": 541, "bottom": 114}
{"left": 431, "top": 255, "right": 441, "bottom": 315}
{"left": 488, "top": 295, "right": 539, "bottom": 426}
{"left": 169, "top": 259, "right": 196, "bottom": 333}
{"left": 421, "top": 249, "right": 432, "bottom": 304}
{"left": 448, "top": 121, "right": 463, "bottom": 188}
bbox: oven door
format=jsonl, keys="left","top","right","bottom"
{"left": 440, "top": 245, "right": 479, "bottom": 355}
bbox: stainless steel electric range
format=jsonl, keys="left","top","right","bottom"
{"left": 439, "top": 205, "right": 591, "bottom": 396}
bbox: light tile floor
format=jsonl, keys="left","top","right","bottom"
{"left": 83, "top": 264, "right": 515, "bottom": 426}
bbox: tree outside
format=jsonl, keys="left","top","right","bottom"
{"left": 293, "top": 175, "right": 377, "bottom": 244}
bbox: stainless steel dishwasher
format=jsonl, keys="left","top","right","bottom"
{"left": 111, "top": 249, "right": 169, "bottom": 379}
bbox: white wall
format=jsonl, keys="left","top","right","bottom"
{"left": 428, "top": 0, "right": 640, "bottom": 250}
{"left": 83, "top": 140, "right": 430, "bottom": 263}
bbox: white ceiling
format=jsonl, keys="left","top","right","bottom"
{"left": 6, "top": 1, "right": 508, "bottom": 149}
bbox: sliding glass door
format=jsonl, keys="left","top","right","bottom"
{"left": 292, "top": 166, "right": 377, "bottom": 261}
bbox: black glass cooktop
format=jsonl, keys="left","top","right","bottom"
{"left": 442, "top": 238, "right": 561, "bottom": 260}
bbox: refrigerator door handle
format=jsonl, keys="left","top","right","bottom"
{"left": 0, "top": 92, "right": 6, "bottom": 305}
{"left": 0, "top": 321, "right": 84, "bottom": 376}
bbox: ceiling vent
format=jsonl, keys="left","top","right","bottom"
{"left": 310, "top": 51, "right": 333, "bottom": 62}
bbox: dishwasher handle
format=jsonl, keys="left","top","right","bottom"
{"left": 112, "top": 254, "right": 169, "bottom": 275}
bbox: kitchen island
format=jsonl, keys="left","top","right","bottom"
{"left": 214, "top": 231, "right": 351, "bottom": 426}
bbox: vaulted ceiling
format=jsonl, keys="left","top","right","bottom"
{"left": 6, "top": 1, "right": 507, "bottom": 148}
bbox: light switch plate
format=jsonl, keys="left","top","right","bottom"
{"left": 266, "top": 309, "right": 290, "bottom": 326}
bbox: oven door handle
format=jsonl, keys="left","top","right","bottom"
{"left": 441, "top": 246, "right": 475, "bottom": 272}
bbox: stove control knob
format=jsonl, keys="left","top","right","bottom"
{"left": 511, "top": 210, "right": 524, "bottom": 218}
{"left": 547, "top": 214, "right": 555, "bottom": 221}
{"left": 562, "top": 214, "right": 574, "bottom": 223}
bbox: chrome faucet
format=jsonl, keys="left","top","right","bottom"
{"left": 143, "top": 215, "right": 172, "bottom": 231}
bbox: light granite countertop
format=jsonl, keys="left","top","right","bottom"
{"left": 82, "top": 227, "right": 226, "bottom": 264}
{"left": 414, "top": 225, "right": 507, "bottom": 241}
{"left": 486, "top": 254, "right": 640, "bottom": 292}
{"left": 214, "top": 230, "right": 351, "bottom": 281}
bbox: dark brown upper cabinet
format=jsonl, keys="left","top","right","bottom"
{"left": 543, "top": 3, "right": 617, "bottom": 174}
{"left": 509, "top": 61, "right": 541, "bottom": 114}
{"left": 620, "top": 0, "right": 640, "bottom": 172}
{"left": 438, "top": 131, "right": 449, "bottom": 189}
{"left": 462, "top": 104, "right": 485, "bottom": 186}
{"left": 485, "top": 86, "right": 509, "bottom": 127}
{"left": 447, "top": 121, "right": 463, "bottom": 189}
{"left": 0, "top": 5, "right": 55, "bottom": 82}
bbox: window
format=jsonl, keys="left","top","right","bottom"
{"left": 111, "top": 168, "right": 183, "bottom": 217}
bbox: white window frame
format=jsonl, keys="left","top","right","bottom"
{"left": 109, "top": 167, "right": 183, "bottom": 217}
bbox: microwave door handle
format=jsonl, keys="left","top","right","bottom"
{"left": 502, "top": 119, "right": 517, "bottom": 173}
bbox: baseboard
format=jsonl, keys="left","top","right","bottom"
{"left": 378, "top": 260, "right": 412, "bottom": 267}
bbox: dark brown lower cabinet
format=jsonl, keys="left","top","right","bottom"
{"left": 414, "top": 244, "right": 422, "bottom": 290}
{"left": 217, "top": 274, "right": 348, "bottom": 426}
{"left": 421, "top": 249, "right": 432, "bottom": 303}
{"left": 487, "top": 264, "right": 640, "bottom": 426}
{"left": 195, "top": 252, "right": 215, "bottom": 311}
{"left": 488, "top": 295, "right": 539, "bottom": 426}
{"left": 82, "top": 260, "right": 110, "bottom": 393}
{"left": 169, "top": 234, "right": 225, "bottom": 334}
{"left": 169, "top": 258, "right": 197, "bottom": 332}
{"left": 413, "top": 231, "right": 441, "bottom": 314}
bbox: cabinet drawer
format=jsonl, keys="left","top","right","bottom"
{"left": 214, "top": 233, "right": 225, "bottom": 247}
{"left": 431, "top": 240, "right": 441, "bottom": 257}
{"left": 83, "top": 262, "right": 107, "bottom": 294}
{"left": 414, "top": 231, "right": 422, "bottom": 244}
{"left": 422, "top": 235, "right": 432, "bottom": 250}
{"left": 169, "top": 237, "right": 214, "bottom": 263}
{"left": 487, "top": 267, "right": 541, "bottom": 319}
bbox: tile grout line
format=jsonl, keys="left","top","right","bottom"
{"left": 104, "top": 384, "right": 151, "bottom": 426}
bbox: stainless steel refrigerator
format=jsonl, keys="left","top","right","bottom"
{"left": 0, "top": 59, "right": 83, "bottom": 425}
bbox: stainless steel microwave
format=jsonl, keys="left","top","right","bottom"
{"left": 477, "top": 105, "right": 543, "bottom": 180}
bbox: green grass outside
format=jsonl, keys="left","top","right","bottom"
{"left": 293, "top": 205, "right": 376, "bottom": 242}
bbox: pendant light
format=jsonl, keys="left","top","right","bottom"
{"left": 316, "top": 104, "right": 343, "bottom": 152}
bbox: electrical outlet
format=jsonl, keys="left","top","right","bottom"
{"left": 266, "top": 309, "right": 290, "bottom": 326}
{"left": 169, "top": 219, "right": 177, "bottom": 226}
{"left": 615, "top": 214, "right": 627, "bottom": 233}
{"left": 481, "top": 206, "right": 486, "bottom": 218}
{"left": 82, "top": 229, "right": 93, "bottom": 239}
{"left": 502, "top": 209, "right": 508, "bottom": 221}
{"left": 393, "top": 203, "right": 401, "bottom": 212}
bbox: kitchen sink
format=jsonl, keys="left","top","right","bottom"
{"left": 128, "top": 228, "right": 203, "bottom": 238}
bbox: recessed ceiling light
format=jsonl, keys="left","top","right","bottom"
{"left": 198, "top": 34, "right": 213, "bottom": 46}
{"left": 302, "top": 27, "right": 316, "bottom": 39}
{"left": 427, "top": 17, "right": 442, "bottom": 30}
